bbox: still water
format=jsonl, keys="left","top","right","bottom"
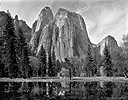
{"left": 0, "top": 81, "right": 128, "bottom": 100}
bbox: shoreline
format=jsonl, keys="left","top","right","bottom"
{"left": 0, "top": 77, "right": 128, "bottom": 82}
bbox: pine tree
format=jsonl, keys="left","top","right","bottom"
{"left": 85, "top": 44, "right": 96, "bottom": 77}
{"left": 51, "top": 49, "right": 58, "bottom": 76}
{"left": 102, "top": 43, "right": 113, "bottom": 76}
{"left": 47, "top": 49, "right": 58, "bottom": 77}
{"left": 38, "top": 45, "right": 47, "bottom": 77}
{"left": 2, "top": 13, "right": 19, "bottom": 78}
{"left": 0, "top": 59, "right": 4, "bottom": 77}
{"left": 65, "top": 58, "right": 72, "bottom": 79}
{"left": 121, "top": 34, "right": 128, "bottom": 77}
{"left": 18, "top": 28, "right": 31, "bottom": 78}
{"left": 122, "top": 34, "right": 128, "bottom": 55}
{"left": 0, "top": 31, "right": 6, "bottom": 77}
{"left": 48, "top": 51, "right": 52, "bottom": 77}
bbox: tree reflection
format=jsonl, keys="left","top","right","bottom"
{"left": 0, "top": 81, "right": 128, "bottom": 100}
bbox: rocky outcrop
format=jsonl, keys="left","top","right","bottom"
{"left": 29, "top": 6, "right": 53, "bottom": 53}
{"left": 35, "top": 6, "right": 53, "bottom": 32}
{"left": 36, "top": 8, "right": 91, "bottom": 62}
{"left": 14, "top": 15, "right": 31, "bottom": 43}
{"left": 31, "top": 20, "right": 37, "bottom": 35}
{"left": 97, "top": 35, "right": 121, "bottom": 56}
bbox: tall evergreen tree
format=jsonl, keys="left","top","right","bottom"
{"left": 102, "top": 43, "right": 113, "bottom": 76}
{"left": 18, "top": 28, "right": 31, "bottom": 78}
{"left": 0, "top": 31, "right": 6, "bottom": 77}
{"left": 112, "top": 52, "right": 125, "bottom": 76}
{"left": 38, "top": 45, "right": 47, "bottom": 77}
{"left": 65, "top": 58, "right": 72, "bottom": 79}
{"left": 47, "top": 49, "right": 58, "bottom": 77}
{"left": 85, "top": 44, "right": 96, "bottom": 77}
{"left": 121, "top": 34, "right": 128, "bottom": 77}
{"left": 51, "top": 49, "right": 59, "bottom": 76}
{"left": 48, "top": 51, "right": 52, "bottom": 77}
{"left": 122, "top": 34, "right": 128, "bottom": 55}
{"left": 47, "top": 50, "right": 55, "bottom": 77}
{"left": 0, "top": 59, "right": 4, "bottom": 77}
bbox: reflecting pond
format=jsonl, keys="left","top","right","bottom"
{"left": 0, "top": 81, "right": 128, "bottom": 100}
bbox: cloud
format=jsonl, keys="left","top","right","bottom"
{"left": 78, "top": 0, "right": 128, "bottom": 45}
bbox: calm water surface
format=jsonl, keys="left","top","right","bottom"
{"left": 0, "top": 81, "right": 128, "bottom": 100}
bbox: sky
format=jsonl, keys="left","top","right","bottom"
{"left": 0, "top": 0, "right": 128, "bottom": 45}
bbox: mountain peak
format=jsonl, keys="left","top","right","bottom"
{"left": 57, "top": 8, "right": 69, "bottom": 14}
{"left": 104, "top": 35, "right": 115, "bottom": 40}
{"left": 36, "top": 8, "right": 91, "bottom": 62}
{"left": 101, "top": 35, "right": 118, "bottom": 46}
{"left": 40, "top": 6, "right": 52, "bottom": 15}
{"left": 15, "top": 15, "right": 18, "bottom": 19}
{"left": 98, "top": 35, "right": 120, "bottom": 56}
{"left": 35, "top": 6, "right": 53, "bottom": 32}
{"left": 56, "top": 8, "right": 80, "bottom": 19}
{"left": 44, "top": 6, "right": 51, "bottom": 10}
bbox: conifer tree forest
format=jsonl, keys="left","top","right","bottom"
{"left": 0, "top": 12, "right": 60, "bottom": 78}
{"left": 0, "top": 11, "right": 128, "bottom": 79}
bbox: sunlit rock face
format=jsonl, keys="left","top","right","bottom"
{"left": 97, "top": 35, "right": 121, "bottom": 56}
{"left": 36, "top": 8, "right": 91, "bottom": 62}
{"left": 31, "top": 20, "right": 37, "bottom": 35}
{"left": 29, "top": 6, "right": 53, "bottom": 53}
{"left": 14, "top": 15, "right": 31, "bottom": 43}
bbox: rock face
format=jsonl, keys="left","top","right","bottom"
{"left": 29, "top": 6, "right": 53, "bottom": 53}
{"left": 35, "top": 6, "right": 53, "bottom": 32}
{"left": 31, "top": 20, "right": 37, "bottom": 35}
{"left": 97, "top": 35, "right": 121, "bottom": 56}
{"left": 29, "top": 7, "right": 121, "bottom": 62}
{"left": 36, "top": 8, "right": 91, "bottom": 62}
{"left": 14, "top": 15, "right": 31, "bottom": 43}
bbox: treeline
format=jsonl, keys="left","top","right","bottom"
{"left": 0, "top": 12, "right": 59, "bottom": 78}
{"left": 85, "top": 44, "right": 113, "bottom": 77}
{"left": 65, "top": 44, "right": 114, "bottom": 77}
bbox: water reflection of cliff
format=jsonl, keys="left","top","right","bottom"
{"left": 0, "top": 81, "right": 128, "bottom": 99}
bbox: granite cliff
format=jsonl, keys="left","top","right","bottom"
{"left": 29, "top": 7, "right": 121, "bottom": 62}
{"left": 97, "top": 35, "right": 122, "bottom": 56}
{"left": 35, "top": 8, "right": 91, "bottom": 61}
{"left": 29, "top": 6, "right": 53, "bottom": 54}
